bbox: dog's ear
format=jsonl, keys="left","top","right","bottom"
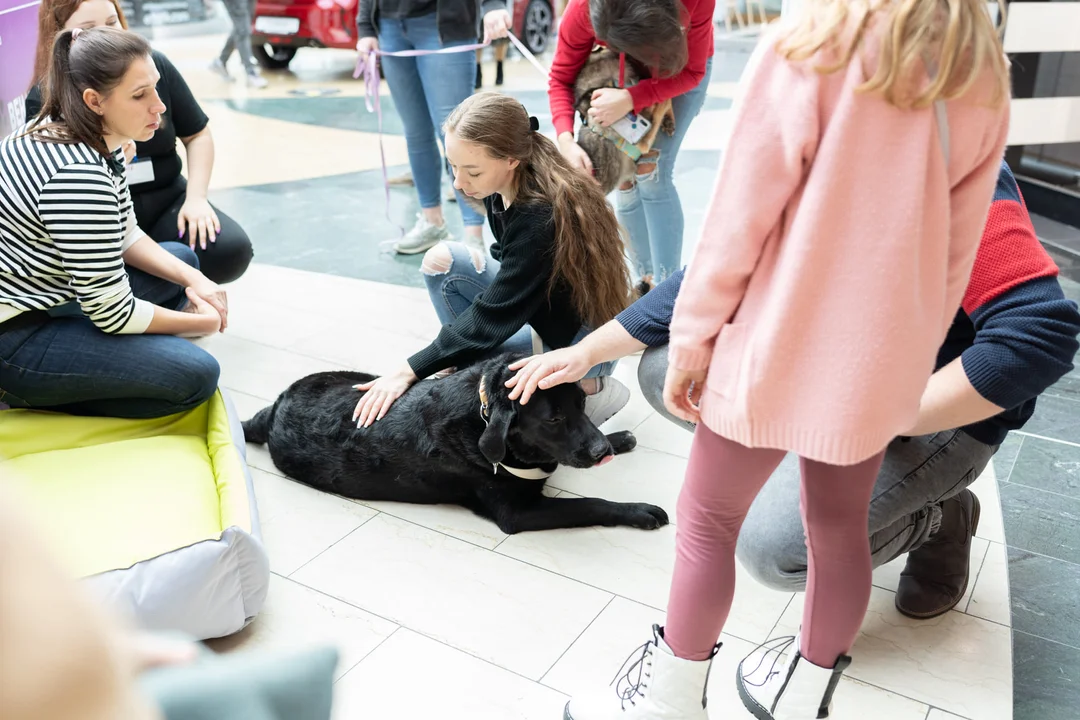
{"left": 478, "top": 401, "right": 515, "bottom": 465}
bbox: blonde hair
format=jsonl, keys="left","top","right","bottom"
{"left": 778, "top": 0, "right": 1009, "bottom": 109}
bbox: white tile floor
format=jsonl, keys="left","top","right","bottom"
{"left": 206, "top": 263, "right": 1015, "bottom": 720}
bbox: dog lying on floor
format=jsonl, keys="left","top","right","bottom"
{"left": 242, "top": 353, "right": 668, "bottom": 534}
{"left": 574, "top": 48, "right": 676, "bottom": 194}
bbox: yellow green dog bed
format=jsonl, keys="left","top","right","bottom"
{"left": 0, "top": 390, "right": 269, "bottom": 640}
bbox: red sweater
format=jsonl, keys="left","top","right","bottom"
{"left": 547, "top": 0, "right": 716, "bottom": 137}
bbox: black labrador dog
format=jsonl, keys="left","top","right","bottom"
{"left": 242, "top": 353, "right": 668, "bottom": 534}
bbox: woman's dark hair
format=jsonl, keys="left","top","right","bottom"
{"left": 589, "top": 0, "right": 689, "bottom": 78}
{"left": 445, "top": 93, "right": 631, "bottom": 329}
{"left": 28, "top": 27, "right": 151, "bottom": 158}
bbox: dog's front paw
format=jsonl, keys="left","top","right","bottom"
{"left": 606, "top": 430, "right": 637, "bottom": 455}
{"left": 622, "top": 503, "right": 669, "bottom": 530}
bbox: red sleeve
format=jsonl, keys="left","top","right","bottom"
{"left": 548, "top": 0, "right": 597, "bottom": 137}
{"left": 962, "top": 165, "right": 1059, "bottom": 315}
{"left": 626, "top": 0, "right": 715, "bottom": 111}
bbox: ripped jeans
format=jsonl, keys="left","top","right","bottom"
{"left": 618, "top": 58, "right": 712, "bottom": 283}
{"left": 421, "top": 241, "right": 616, "bottom": 377}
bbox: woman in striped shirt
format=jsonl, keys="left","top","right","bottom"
{"left": 0, "top": 26, "right": 225, "bottom": 418}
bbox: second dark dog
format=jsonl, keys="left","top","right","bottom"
{"left": 242, "top": 353, "right": 668, "bottom": 534}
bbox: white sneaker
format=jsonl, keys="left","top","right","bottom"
{"left": 565, "top": 625, "right": 716, "bottom": 720}
{"left": 246, "top": 73, "right": 269, "bottom": 89}
{"left": 209, "top": 58, "right": 233, "bottom": 82}
{"left": 737, "top": 635, "right": 851, "bottom": 720}
{"left": 394, "top": 213, "right": 452, "bottom": 255}
{"left": 462, "top": 234, "right": 487, "bottom": 255}
{"left": 585, "top": 377, "right": 630, "bottom": 427}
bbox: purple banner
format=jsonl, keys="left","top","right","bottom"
{"left": 0, "top": 0, "right": 41, "bottom": 137}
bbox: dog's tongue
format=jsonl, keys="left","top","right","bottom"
{"left": 596, "top": 455, "right": 615, "bottom": 467}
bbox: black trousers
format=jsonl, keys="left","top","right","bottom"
{"left": 132, "top": 175, "right": 254, "bottom": 284}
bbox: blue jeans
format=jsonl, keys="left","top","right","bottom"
{"left": 422, "top": 242, "right": 616, "bottom": 377}
{"left": 618, "top": 58, "right": 713, "bottom": 282}
{"left": 379, "top": 12, "right": 484, "bottom": 227}
{"left": 0, "top": 243, "right": 220, "bottom": 419}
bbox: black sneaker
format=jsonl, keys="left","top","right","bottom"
{"left": 895, "top": 489, "right": 981, "bottom": 619}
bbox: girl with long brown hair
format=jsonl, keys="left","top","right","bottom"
{"left": 352, "top": 91, "right": 633, "bottom": 428}
{"left": 25, "top": 0, "right": 253, "bottom": 284}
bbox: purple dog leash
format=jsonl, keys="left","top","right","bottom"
{"left": 353, "top": 34, "right": 549, "bottom": 243}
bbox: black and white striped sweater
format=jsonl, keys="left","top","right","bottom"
{"left": 0, "top": 125, "right": 152, "bottom": 334}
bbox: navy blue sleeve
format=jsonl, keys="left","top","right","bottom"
{"left": 963, "top": 275, "right": 1080, "bottom": 410}
{"left": 615, "top": 269, "right": 684, "bottom": 347}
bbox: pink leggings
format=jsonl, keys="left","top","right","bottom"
{"left": 664, "top": 425, "right": 885, "bottom": 667}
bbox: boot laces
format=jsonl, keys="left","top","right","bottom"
{"left": 741, "top": 635, "right": 796, "bottom": 689}
{"left": 611, "top": 640, "right": 653, "bottom": 710}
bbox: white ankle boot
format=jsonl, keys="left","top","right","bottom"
{"left": 736, "top": 636, "right": 851, "bottom": 720}
{"left": 564, "top": 625, "right": 717, "bottom": 720}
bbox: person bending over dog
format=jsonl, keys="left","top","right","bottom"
{"left": 507, "top": 160, "right": 1080, "bottom": 622}
{"left": 351, "top": 92, "right": 635, "bottom": 430}
{"left": 0, "top": 28, "right": 224, "bottom": 418}
{"left": 26, "top": 0, "right": 255, "bottom": 284}
{"left": 548, "top": 0, "right": 715, "bottom": 294}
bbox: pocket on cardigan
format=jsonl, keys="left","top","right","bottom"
{"left": 706, "top": 323, "right": 747, "bottom": 400}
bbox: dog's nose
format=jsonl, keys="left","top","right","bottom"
{"left": 588, "top": 437, "right": 613, "bottom": 463}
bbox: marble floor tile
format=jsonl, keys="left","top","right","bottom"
{"left": 632, "top": 412, "right": 695, "bottom": 458}
{"left": 333, "top": 629, "right": 568, "bottom": 720}
{"left": 926, "top": 711, "right": 970, "bottom": 720}
{"left": 1006, "top": 435, "right": 1080, "bottom": 499}
{"left": 496, "top": 522, "right": 794, "bottom": 644}
{"left": 1013, "top": 630, "right": 1080, "bottom": 720}
{"left": 545, "top": 447, "right": 686, "bottom": 519}
{"left": 967, "top": 541, "right": 1011, "bottom": 626}
{"left": 775, "top": 588, "right": 1012, "bottom": 720}
{"left": 249, "top": 468, "right": 378, "bottom": 577}
{"left": 999, "top": 483, "right": 1080, "bottom": 564}
{"left": 1007, "top": 548, "right": 1080, "bottom": 649}
{"left": 1019, "top": 394, "right": 1080, "bottom": 446}
{"left": 208, "top": 333, "right": 347, "bottom": 401}
{"left": 205, "top": 574, "right": 397, "bottom": 680}
{"left": 354, "top": 498, "right": 508, "bottom": 550}
{"left": 543, "top": 596, "right": 929, "bottom": 720}
{"left": 291, "top": 513, "right": 612, "bottom": 679}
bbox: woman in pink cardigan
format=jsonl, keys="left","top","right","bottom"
{"left": 564, "top": 3, "right": 1011, "bottom": 720}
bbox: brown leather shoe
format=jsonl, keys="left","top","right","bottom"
{"left": 895, "top": 489, "right": 981, "bottom": 619}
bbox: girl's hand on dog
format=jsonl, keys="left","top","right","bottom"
{"left": 663, "top": 366, "right": 707, "bottom": 424}
{"left": 557, "top": 133, "right": 594, "bottom": 177}
{"left": 352, "top": 365, "right": 418, "bottom": 428}
{"left": 588, "top": 88, "right": 634, "bottom": 127}
{"left": 506, "top": 348, "right": 591, "bottom": 405}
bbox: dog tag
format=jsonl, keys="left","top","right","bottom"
{"left": 126, "top": 158, "right": 155, "bottom": 186}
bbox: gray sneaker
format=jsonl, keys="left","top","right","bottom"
{"left": 246, "top": 73, "right": 269, "bottom": 89}
{"left": 209, "top": 58, "right": 233, "bottom": 82}
{"left": 394, "top": 214, "right": 452, "bottom": 255}
{"left": 585, "top": 377, "right": 630, "bottom": 427}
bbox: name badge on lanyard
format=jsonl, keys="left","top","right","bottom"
{"left": 126, "top": 157, "right": 156, "bottom": 186}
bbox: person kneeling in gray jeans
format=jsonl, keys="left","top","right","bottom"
{"left": 505, "top": 161, "right": 1080, "bottom": 619}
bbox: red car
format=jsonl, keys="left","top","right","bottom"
{"left": 251, "top": 0, "right": 554, "bottom": 69}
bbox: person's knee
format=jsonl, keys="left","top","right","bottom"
{"left": 420, "top": 242, "right": 484, "bottom": 276}
{"left": 420, "top": 243, "right": 455, "bottom": 276}
{"left": 735, "top": 534, "right": 809, "bottom": 593}
{"left": 202, "top": 228, "right": 253, "bottom": 284}
{"left": 637, "top": 346, "right": 668, "bottom": 413}
{"left": 160, "top": 241, "right": 200, "bottom": 271}
{"left": 173, "top": 348, "right": 221, "bottom": 410}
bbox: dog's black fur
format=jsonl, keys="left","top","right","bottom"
{"left": 242, "top": 353, "right": 668, "bottom": 534}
